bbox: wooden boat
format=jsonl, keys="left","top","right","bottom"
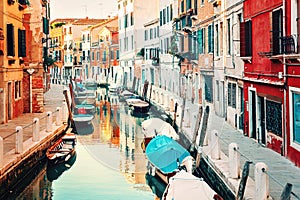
{"left": 145, "top": 135, "right": 194, "bottom": 184}
{"left": 46, "top": 151, "right": 77, "bottom": 182}
{"left": 46, "top": 133, "right": 77, "bottom": 165}
{"left": 141, "top": 118, "right": 179, "bottom": 152}
{"left": 162, "top": 170, "right": 222, "bottom": 200}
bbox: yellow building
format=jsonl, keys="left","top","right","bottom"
{"left": 0, "top": 0, "right": 28, "bottom": 123}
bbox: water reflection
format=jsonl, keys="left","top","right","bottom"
{"left": 9, "top": 87, "right": 168, "bottom": 200}
{"left": 46, "top": 152, "right": 77, "bottom": 182}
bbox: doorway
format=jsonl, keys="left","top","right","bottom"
{"left": 249, "top": 90, "right": 256, "bottom": 139}
{"left": 257, "top": 96, "right": 266, "bottom": 145}
{"left": 7, "top": 82, "right": 12, "bottom": 120}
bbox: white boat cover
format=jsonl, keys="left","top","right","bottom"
{"left": 142, "top": 118, "right": 179, "bottom": 140}
{"left": 163, "top": 170, "right": 217, "bottom": 200}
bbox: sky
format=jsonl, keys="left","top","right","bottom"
{"left": 50, "top": 0, "right": 118, "bottom": 20}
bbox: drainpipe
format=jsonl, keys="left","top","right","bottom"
{"left": 283, "top": 0, "right": 287, "bottom": 157}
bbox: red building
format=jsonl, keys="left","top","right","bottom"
{"left": 242, "top": 0, "right": 300, "bottom": 167}
{"left": 241, "top": 0, "right": 285, "bottom": 155}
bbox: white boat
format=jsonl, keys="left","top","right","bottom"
{"left": 162, "top": 170, "right": 222, "bottom": 200}
{"left": 141, "top": 118, "right": 179, "bottom": 151}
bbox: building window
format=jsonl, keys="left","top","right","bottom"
{"left": 160, "top": 11, "right": 162, "bottom": 26}
{"left": 272, "top": 8, "right": 283, "bottom": 55}
{"left": 150, "top": 28, "right": 153, "bottom": 40}
{"left": 181, "top": 1, "right": 184, "bottom": 13}
{"left": 116, "top": 50, "right": 119, "bottom": 59}
{"left": 131, "top": 35, "right": 134, "bottom": 49}
{"left": 228, "top": 82, "right": 236, "bottom": 108}
{"left": 130, "top": 12, "right": 134, "bottom": 26}
{"left": 102, "top": 51, "right": 106, "bottom": 62}
{"left": 144, "top": 30, "right": 148, "bottom": 41}
{"left": 124, "top": 14, "right": 128, "bottom": 28}
{"left": 15, "top": 81, "right": 21, "bottom": 99}
{"left": 97, "top": 52, "right": 100, "bottom": 60}
{"left": 167, "top": 6, "right": 170, "bottom": 23}
{"left": 197, "top": 28, "right": 205, "bottom": 54}
{"left": 227, "top": 18, "right": 231, "bottom": 55}
{"left": 208, "top": 24, "right": 214, "bottom": 53}
{"left": 240, "top": 20, "right": 252, "bottom": 57}
{"left": 163, "top": 9, "right": 166, "bottom": 25}
{"left": 215, "top": 24, "right": 219, "bottom": 56}
{"left": 170, "top": 4, "right": 173, "bottom": 21}
{"left": 266, "top": 100, "right": 282, "bottom": 137}
{"left": 186, "top": 0, "right": 191, "bottom": 10}
{"left": 7, "top": 24, "right": 15, "bottom": 57}
{"left": 18, "top": 29, "right": 26, "bottom": 57}
{"left": 291, "top": 89, "right": 300, "bottom": 145}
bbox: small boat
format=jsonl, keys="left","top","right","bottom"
{"left": 74, "top": 104, "right": 96, "bottom": 115}
{"left": 130, "top": 100, "right": 150, "bottom": 114}
{"left": 46, "top": 133, "right": 77, "bottom": 165}
{"left": 73, "top": 114, "right": 94, "bottom": 135}
{"left": 46, "top": 152, "right": 77, "bottom": 182}
{"left": 145, "top": 135, "right": 194, "bottom": 183}
{"left": 141, "top": 118, "right": 179, "bottom": 152}
{"left": 162, "top": 170, "right": 222, "bottom": 200}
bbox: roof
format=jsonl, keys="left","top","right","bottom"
{"left": 50, "top": 17, "right": 106, "bottom": 26}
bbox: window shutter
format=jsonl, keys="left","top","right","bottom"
{"left": 272, "top": 9, "right": 282, "bottom": 55}
{"left": 198, "top": 29, "right": 203, "bottom": 54}
{"left": 240, "top": 22, "right": 246, "bottom": 57}
{"left": 245, "top": 20, "right": 252, "bottom": 56}
{"left": 43, "top": 17, "right": 49, "bottom": 34}
{"left": 18, "top": 29, "right": 26, "bottom": 57}
{"left": 7, "top": 24, "right": 15, "bottom": 56}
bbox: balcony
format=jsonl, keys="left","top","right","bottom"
{"left": 258, "top": 34, "right": 300, "bottom": 63}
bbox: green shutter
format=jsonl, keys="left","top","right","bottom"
{"left": 43, "top": 17, "right": 49, "bottom": 34}
{"left": 7, "top": 24, "right": 15, "bottom": 56}
{"left": 18, "top": 29, "right": 26, "bottom": 57}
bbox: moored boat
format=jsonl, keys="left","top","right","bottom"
{"left": 130, "top": 100, "right": 150, "bottom": 114}
{"left": 46, "top": 133, "right": 77, "bottom": 165}
{"left": 141, "top": 118, "right": 179, "bottom": 152}
{"left": 145, "top": 135, "right": 194, "bottom": 183}
{"left": 162, "top": 170, "right": 222, "bottom": 200}
{"left": 72, "top": 114, "right": 94, "bottom": 135}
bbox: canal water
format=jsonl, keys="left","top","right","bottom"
{"left": 5, "top": 88, "right": 167, "bottom": 200}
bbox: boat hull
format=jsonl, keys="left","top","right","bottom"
{"left": 46, "top": 133, "right": 77, "bottom": 165}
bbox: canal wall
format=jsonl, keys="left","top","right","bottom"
{"left": 0, "top": 123, "right": 68, "bottom": 198}
{"left": 0, "top": 84, "right": 69, "bottom": 198}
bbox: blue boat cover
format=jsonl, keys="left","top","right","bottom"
{"left": 145, "top": 135, "right": 190, "bottom": 174}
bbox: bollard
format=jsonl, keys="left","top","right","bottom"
{"left": 33, "top": 118, "right": 40, "bottom": 142}
{"left": 229, "top": 143, "right": 240, "bottom": 179}
{"left": 210, "top": 130, "right": 220, "bottom": 160}
{"left": 255, "top": 162, "right": 269, "bottom": 200}
{"left": 62, "top": 102, "right": 68, "bottom": 123}
{"left": 46, "top": 111, "right": 53, "bottom": 132}
{"left": 56, "top": 107, "right": 62, "bottom": 126}
{"left": 16, "top": 126, "right": 23, "bottom": 154}
{"left": 0, "top": 137, "right": 3, "bottom": 166}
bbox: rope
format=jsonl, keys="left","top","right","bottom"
{"left": 3, "top": 130, "right": 18, "bottom": 139}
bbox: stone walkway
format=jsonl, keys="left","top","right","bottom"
{"left": 0, "top": 84, "right": 67, "bottom": 154}
{"left": 182, "top": 100, "right": 300, "bottom": 199}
